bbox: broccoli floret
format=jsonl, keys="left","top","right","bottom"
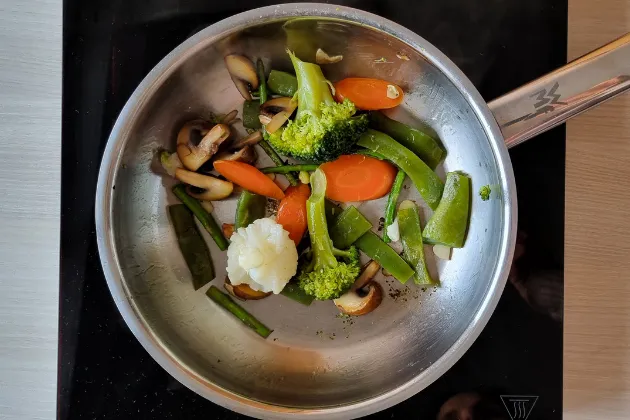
{"left": 479, "top": 185, "right": 491, "bottom": 201}
{"left": 297, "top": 169, "right": 361, "bottom": 299}
{"left": 266, "top": 51, "right": 368, "bottom": 162}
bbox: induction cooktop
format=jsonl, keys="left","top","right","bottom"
{"left": 60, "top": 1, "right": 565, "bottom": 419}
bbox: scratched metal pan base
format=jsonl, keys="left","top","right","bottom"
{"left": 96, "top": 4, "right": 630, "bottom": 420}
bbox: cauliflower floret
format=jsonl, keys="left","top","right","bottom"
{"left": 226, "top": 218, "right": 298, "bottom": 294}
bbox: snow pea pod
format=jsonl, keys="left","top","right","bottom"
{"left": 398, "top": 200, "right": 436, "bottom": 285}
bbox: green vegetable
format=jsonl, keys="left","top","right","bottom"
{"left": 267, "top": 70, "right": 298, "bottom": 97}
{"left": 206, "top": 286, "right": 272, "bottom": 338}
{"left": 354, "top": 149, "right": 387, "bottom": 161}
{"left": 330, "top": 205, "right": 373, "bottom": 250}
{"left": 235, "top": 190, "right": 266, "bottom": 229}
{"left": 257, "top": 59, "right": 268, "bottom": 104}
{"left": 354, "top": 231, "right": 414, "bottom": 284}
{"left": 280, "top": 282, "right": 314, "bottom": 306}
{"left": 299, "top": 170, "right": 310, "bottom": 184}
{"left": 266, "top": 51, "right": 369, "bottom": 162}
{"left": 168, "top": 204, "right": 215, "bottom": 289}
{"left": 423, "top": 172, "right": 471, "bottom": 248}
{"left": 479, "top": 185, "right": 491, "bottom": 201}
{"left": 260, "top": 164, "right": 319, "bottom": 174}
{"left": 242, "top": 100, "right": 262, "bottom": 129}
{"left": 358, "top": 129, "right": 444, "bottom": 210}
{"left": 172, "top": 184, "right": 229, "bottom": 251}
{"left": 258, "top": 138, "right": 299, "bottom": 186}
{"left": 159, "top": 150, "right": 182, "bottom": 177}
{"left": 325, "top": 199, "right": 343, "bottom": 224}
{"left": 383, "top": 170, "right": 406, "bottom": 243}
{"left": 369, "top": 111, "right": 444, "bottom": 169}
{"left": 297, "top": 169, "right": 361, "bottom": 300}
{"left": 398, "top": 200, "right": 435, "bottom": 285}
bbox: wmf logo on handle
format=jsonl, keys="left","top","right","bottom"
{"left": 500, "top": 395, "right": 539, "bottom": 420}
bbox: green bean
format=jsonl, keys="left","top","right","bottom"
{"left": 369, "top": 111, "right": 444, "bottom": 169}
{"left": 235, "top": 190, "right": 267, "bottom": 230}
{"left": 280, "top": 282, "right": 314, "bottom": 306}
{"left": 354, "top": 149, "right": 387, "bottom": 160}
{"left": 398, "top": 200, "right": 436, "bottom": 285}
{"left": 172, "top": 184, "right": 229, "bottom": 251}
{"left": 242, "top": 100, "right": 261, "bottom": 129}
{"left": 258, "top": 138, "right": 299, "bottom": 186}
{"left": 257, "top": 59, "right": 268, "bottom": 104}
{"left": 260, "top": 164, "right": 319, "bottom": 174}
{"left": 206, "top": 286, "right": 272, "bottom": 338}
{"left": 354, "top": 231, "right": 414, "bottom": 284}
{"left": 168, "top": 204, "right": 215, "bottom": 289}
{"left": 329, "top": 206, "right": 373, "bottom": 250}
{"left": 358, "top": 129, "right": 444, "bottom": 210}
{"left": 423, "top": 172, "right": 471, "bottom": 248}
{"left": 383, "top": 170, "right": 406, "bottom": 243}
{"left": 267, "top": 70, "right": 298, "bottom": 97}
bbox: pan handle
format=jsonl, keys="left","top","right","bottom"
{"left": 488, "top": 33, "right": 630, "bottom": 149}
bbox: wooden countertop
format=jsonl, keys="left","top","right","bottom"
{"left": 565, "top": 0, "right": 630, "bottom": 419}
{"left": 0, "top": 0, "right": 628, "bottom": 419}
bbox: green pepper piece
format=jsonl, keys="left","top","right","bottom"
{"left": 267, "top": 70, "right": 298, "bottom": 97}
{"left": 398, "top": 200, "right": 436, "bottom": 285}
{"left": 235, "top": 190, "right": 267, "bottom": 230}
{"left": 242, "top": 100, "right": 262, "bottom": 129}
{"left": 422, "top": 172, "right": 471, "bottom": 248}
{"left": 206, "top": 286, "right": 272, "bottom": 338}
{"left": 357, "top": 129, "right": 444, "bottom": 210}
{"left": 168, "top": 204, "right": 215, "bottom": 289}
{"left": 280, "top": 282, "right": 314, "bottom": 306}
{"left": 369, "top": 112, "right": 444, "bottom": 169}
{"left": 354, "top": 231, "right": 414, "bottom": 284}
{"left": 329, "top": 206, "right": 373, "bottom": 250}
{"left": 172, "top": 184, "right": 229, "bottom": 251}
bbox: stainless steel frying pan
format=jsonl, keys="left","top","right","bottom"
{"left": 95, "top": 4, "right": 630, "bottom": 419}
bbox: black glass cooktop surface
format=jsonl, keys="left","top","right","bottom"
{"left": 61, "top": 1, "right": 566, "bottom": 419}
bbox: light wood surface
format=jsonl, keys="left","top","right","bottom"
{"left": 565, "top": 0, "right": 630, "bottom": 419}
{"left": 0, "top": 1, "right": 61, "bottom": 419}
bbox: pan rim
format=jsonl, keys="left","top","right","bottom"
{"left": 95, "top": 3, "right": 517, "bottom": 419}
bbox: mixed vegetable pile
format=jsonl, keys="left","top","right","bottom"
{"left": 157, "top": 49, "right": 477, "bottom": 339}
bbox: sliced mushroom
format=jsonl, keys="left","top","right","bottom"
{"left": 352, "top": 260, "right": 381, "bottom": 291}
{"left": 316, "top": 48, "right": 343, "bottom": 64}
{"left": 221, "top": 109, "right": 239, "bottom": 124}
{"left": 334, "top": 281, "right": 383, "bottom": 316}
{"left": 259, "top": 97, "right": 297, "bottom": 134}
{"left": 214, "top": 145, "right": 257, "bottom": 164}
{"left": 224, "top": 277, "right": 271, "bottom": 300}
{"left": 177, "top": 122, "right": 230, "bottom": 171}
{"left": 225, "top": 54, "right": 259, "bottom": 100}
{"left": 231, "top": 130, "right": 263, "bottom": 149}
{"left": 175, "top": 168, "right": 234, "bottom": 200}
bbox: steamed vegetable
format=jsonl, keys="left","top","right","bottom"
{"left": 242, "top": 100, "right": 262, "bottom": 129}
{"left": 214, "top": 160, "right": 285, "bottom": 200}
{"left": 266, "top": 52, "right": 369, "bottom": 162}
{"left": 329, "top": 205, "right": 373, "bottom": 250}
{"left": 398, "top": 200, "right": 435, "bottom": 285}
{"left": 297, "top": 169, "right": 361, "bottom": 300}
{"left": 260, "top": 164, "right": 319, "bottom": 174}
{"left": 334, "top": 78, "right": 404, "bottom": 110}
{"left": 206, "top": 286, "right": 272, "bottom": 338}
{"left": 235, "top": 190, "right": 267, "bottom": 229}
{"left": 479, "top": 185, "right": 491, "bottom": 201}
{"left": 168, "top": 204, "right": 215, "bottom": 289}
{"left": 226, "top": 218, "right": 298, "bottom": 294}
{"left": 280, "top": 282, "right": 315, "bottom": 306}
{"left": 383, "top": 169, "right": 405, "bottom": 243}
{"left": 172, "top": 184, "right": 229, "bottom": 251}
{"left": 277, "top": 184, "right": 310, "bottom": 245}
{"left": 354, "top": 231, "right": 414, "bottom": 284}
{"left": 267, "top": 70, "right": 298, "bottom": 97}
{"left": 358, "top": 129, "right": 444, "bottom": 210}
{"left": 423, "top": 172, "right": 471, "bottom": 248}
{"left": 159, "top": 150, "right": 183, "bottom": 176}
{"left": 319, "top": 154, "right": 397, "bottom": 202}
{"left": 257, "top": 139, "right": 299, "bottom": 186}
{"left": 369, "top": 111, "right": 444, "bottom": 169}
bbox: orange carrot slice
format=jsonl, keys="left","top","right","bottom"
{"left": 320, "top": 155, "right": 397, "bottom": 201}
{"left": 276, "top": 184, "right": 310, "bottom": 245}
{"left": 334, "top": 78, "right": 404, "bottom": 110}
{"left": 213, "top": 160, "right": 285, "bottom": 200}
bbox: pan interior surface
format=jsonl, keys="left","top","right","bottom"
{"left": 102, "top": 11, "right": 511, "bottom": 414}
